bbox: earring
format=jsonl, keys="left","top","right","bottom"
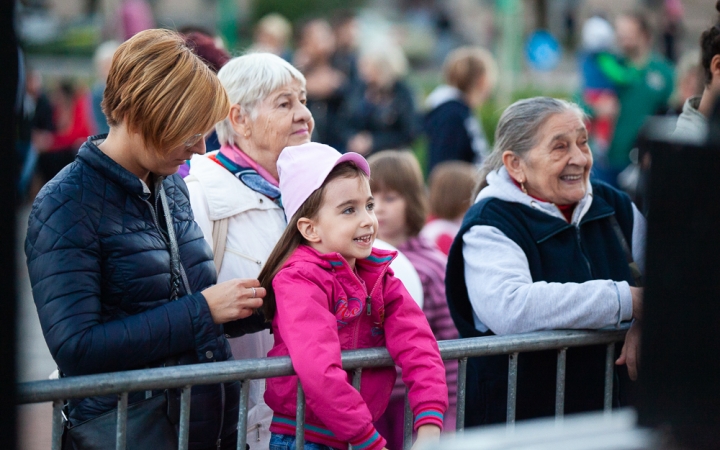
{"left": 244, "top": 130, "right": 250, "bottom": 138}
{"left": 519, "top": 179, "right": 527, "bottom": 194}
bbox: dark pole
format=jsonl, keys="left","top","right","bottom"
{"left": 0, "top": 0, "right": 18, "bottom": 447}
{"left": 637, "top": 100, "right": 720, "bottom": 447}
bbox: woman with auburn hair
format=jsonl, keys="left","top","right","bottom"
{"left": 25, "top": 29, "right": 265, "bottom": 450}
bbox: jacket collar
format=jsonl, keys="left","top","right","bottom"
{"left": 77, "top": 135, "right": 155, "bottom": 197}
{"left": 477, "top": 167, "right": 595, "bottom": 225}
{"left": 188, "top": 151, "right": 281, "bottom": 221}
{"left": 477, "top": 167, "right": 615, "bottom": 243}
{"left": 425, "top": 85, "right": 465, "bottom": 109}
{"left": 286, "top": 244, "right": 397, "bottom": 274}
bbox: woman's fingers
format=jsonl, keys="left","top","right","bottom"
{"left": 237, "top": 278, "right": 261, "bottom": 288}
{"left": 246, "top": 286, "right": 266, "bottom": 299}
{"left": 616, "top": 321, "right": 641, "bottom": 381}
{"left": 202, "top": 279, "right": 264, "bottom": 323}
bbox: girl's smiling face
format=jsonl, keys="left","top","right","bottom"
{"left": 299, "top": 175, "right": 378, "bottom": 269}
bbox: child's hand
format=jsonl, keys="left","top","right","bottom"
{"left": 411, "top": 424, "right": 441, "bottom": 450}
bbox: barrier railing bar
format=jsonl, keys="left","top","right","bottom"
{"left": 51, "top": 399, "right": 63, "bottom": 450}
{"left": 296, "top": 381, "right": 305, "bottom": 450}
{"left": 237, "top": 380, "right": 250, "bottom": 450}
{"left": 178, "top": 386, "right": 191, "bottom": 450}
{"left": 18, "top": 329, "right": 628, "bottom": 405}
{"left": 506, "top": 352, "right": 518, "bottom": 430}
{"left": 555, "top": 348, "right": 567, "bottom": 422}
{"left": 403, "top": 389, "right": 412, "bottom": 450}
{"left": 456, "top": 357, "right": 467, "bottom": 432}
{"left": 604, "top": 343, "right": 615, "bottom": 414}
{"left": 116, "top": 392, "right": 128, "bottom": 450}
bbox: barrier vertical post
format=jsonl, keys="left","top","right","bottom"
{"left": 116, "top": 392, "right": 128, "bottom": 450}
{"left": 237, "top": 380, "right": 250, "bottom": 450}
{"left": 506, "top": 353, "right": 519, "bottom": 430}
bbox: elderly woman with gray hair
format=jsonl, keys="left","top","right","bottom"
{"left": 446, "top": 97, "right": 645, "bottom": 427}
{"left": 186, "top": 53, "right": 313, "bottom": 448}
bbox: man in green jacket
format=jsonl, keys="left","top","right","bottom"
{"left": 603, "top": 12, "right": 674, "bottom": 187}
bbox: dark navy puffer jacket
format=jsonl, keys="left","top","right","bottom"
{"left": 25, "top": 137, "right": 239, "bottom": 449}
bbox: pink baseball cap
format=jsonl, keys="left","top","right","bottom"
{"left": 277, "top": 142, "right": 371, "bottom": 222}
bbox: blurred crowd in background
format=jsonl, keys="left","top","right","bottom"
{"left": 14, "top": 0, "right": 709, "bottom": 216}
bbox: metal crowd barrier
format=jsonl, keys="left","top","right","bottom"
{"left": 16, "top": 327, "right": 629, "bottom": 450}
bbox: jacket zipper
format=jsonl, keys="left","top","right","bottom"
{"left": 247, "top": 423, "right": 262, "bottom": 442}
{"left": 575, "top": 226, "right": 592, "bottom": 276}
{"left": 225, "top": 247, "right": 263, "bottom": 266}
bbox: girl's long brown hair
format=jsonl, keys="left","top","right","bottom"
{"left": 259, "top": 162, "right": 367, "bottom": 321}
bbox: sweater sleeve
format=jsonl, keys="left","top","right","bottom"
{"left": 25, "top": 193, "right": 221, "bottom": 376}
{"left": 462, "top": 225, "right": 633, "bottom": 335}
{"left": 382, "top": 273, "right": 448, "bottom": 430}
{"left": 272, "top": 267, "right": 386, "bottom": 449}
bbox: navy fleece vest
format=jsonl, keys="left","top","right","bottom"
{"left": 446, "top": 182, "right": 636, "bottom": 425}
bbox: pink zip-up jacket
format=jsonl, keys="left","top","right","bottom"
{"left": 265, "top": 245, "right": 448, "bottom": 450}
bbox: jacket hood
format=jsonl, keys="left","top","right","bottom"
{"left": 425, "top": 85, "right": 465, "bottom": 110}
{"left": 188, "top": 150, "right": 280, "bottom": 221}
{"left": 476, "top": 167, "right": 594, "bottom": 225}
{"left": 285, "top": 244, "right": 397, "bottom": 274}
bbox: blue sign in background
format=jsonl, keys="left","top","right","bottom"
{"left": 525, "top": 30, "right": 562, "bottom": 71}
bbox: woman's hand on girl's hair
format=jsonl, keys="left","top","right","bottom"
{"left": 411, "top": 424, "right": 441, "bottom": 450}
{"left": 202, "top": 279, "right": 265, "bottom": 324}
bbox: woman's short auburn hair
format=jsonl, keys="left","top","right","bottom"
{"left": 368, "top": 150, "right": 427, "bottom": 237}
{"left": 428, "top": 161, "right": 478, "bottom": 220}
{"left": 102, "top": 29, "right": 231, "bottom": 154}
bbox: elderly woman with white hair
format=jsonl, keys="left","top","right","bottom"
{"left": 186, "top": 53, "right": 313, "bottom": 448}
{"left": 337, "top": 43, "right": 417, "bottom": 155}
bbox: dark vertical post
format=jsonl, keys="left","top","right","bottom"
{"left": 0, "top": 0, "right": 18, "bottom": 448}
{"left": 637, "top": 105, "right": 720, "bottom": 447}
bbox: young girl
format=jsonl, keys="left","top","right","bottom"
{"left": 367, "top": 151, "right": 459, "bottom": 450}
{"left": 259, "top": 142, "right": 448, "bottom": 450}
{"left": 421, "top": 161, "right": 478, "bottom": 256}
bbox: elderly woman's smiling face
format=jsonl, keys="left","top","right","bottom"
{"left": 508, "top": 111, "right": 592, "bottom": 205}
{"left": 248, "top": 78, "right": 314, "bottom": 156}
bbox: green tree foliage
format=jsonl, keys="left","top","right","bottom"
{"left": 251, "top": 0, "right": 366, "bottom": 24}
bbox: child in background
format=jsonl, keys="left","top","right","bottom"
{"left": 368, "top": 151, "right": 459, "bottom": 449}
{"left": 259, "top": 143, "right": 447, "bottom": 450}
{"left": 578, "top": 15, "right": 621, "bottom": 161}
{"left": 420, "top": 161, "right": 478, "bottom": 256}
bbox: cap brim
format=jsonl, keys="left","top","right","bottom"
{"left": 335, "top": 152, "right": 371, "bottom": 177}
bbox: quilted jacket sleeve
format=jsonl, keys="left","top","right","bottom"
{"left": 25, "top": 188, "right": 223, "bottom": 376}
{"left": 382, "top": 272, "right": 448, "bottom": 430}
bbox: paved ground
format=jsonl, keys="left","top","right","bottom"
{"left": 17, "top": 203, "right": 56, "bottom": 449}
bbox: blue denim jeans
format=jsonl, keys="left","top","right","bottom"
{"left": 269, "top": 433, "right": 336, "bottom": 450}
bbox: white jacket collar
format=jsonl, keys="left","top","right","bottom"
{"left": 476, "top": 167, "right": 594, "bottom": 225}
{"left": 188, "top": 151, "right": 280, "bottom": 221}
{"left": 425, "top": 85, "right": 463, "bottom": 109}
